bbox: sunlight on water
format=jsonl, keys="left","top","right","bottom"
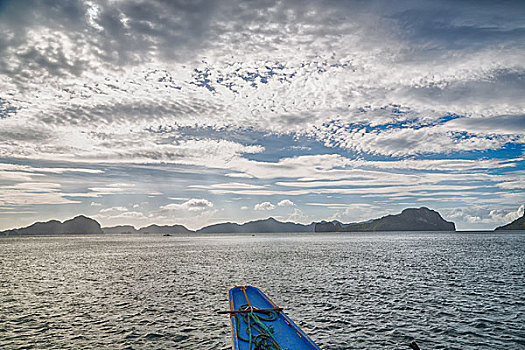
{"left": 1, "top": 232, "right": 524, "bottom": 349}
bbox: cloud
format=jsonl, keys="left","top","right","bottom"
{"left": 444, "top": 114, "right": 525, "bottom": 135}
{"left": 161, "top": 198, "right": 213, "bottom": 212}
{"left": 88, "top": 183, "right": 136, "bottom": 195}
{"left": 0, "top": 0, "right": 220, "bottom": 83}
{"left": 190, "top": 182, "right": 265, "bottom": 190}
{"left": 99, "top": 206, "right": 127, "bottom": 213}
{"left": 285, "top": 208, "right": 309, "bottom": 224}
{"left": 93, "top": 210, "right": 148, "bottom": 224}
{"left": 489, "top": 204, "right": 524, "bottom": 224}
{"left": 0, "top": 182, "right": 80, "bottom": 206}
{"left": 90, "top": 202, "right": 101, "bottom": 206}
{"left": 225, "top": 173, "right": 253, "bottom": 178}
{"left": 209, "top": 183, "right": 491, "bottom": 197}
{"left": 328, "top": 205, "right": 389, "bottom": 224}
{"left": 307, "top": 202, "right": 375, "bottom": 210}
{"left": 0, "top": 0, "right": 523, "bottom": 164}
{"left": 0, "top": 1, "right": 523, "bottom": 231}
{"left": 0, "top": 163, "right": 103, "bottom": 174}
{"left": 315, "top": 122, "right": 520, "bottom": 156}
{"left": 0, "top": 123, "right": 265, "bottom": 166}
{"left": 445, "top": 204, "right": 525, "bottom": 228}
{"left": 0, "top": 169, "right": 34, "bottom": 182}
{"left": 278, "top": 199, "right": 295, "bottom": 207}
{"left": 254, "top": 202, "right": 275, "bottom": 211}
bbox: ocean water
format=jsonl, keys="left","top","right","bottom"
{"left": 1, "top": 232, "right": 524, "bottom": 349}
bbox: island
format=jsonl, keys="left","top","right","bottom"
{"left": 137, "top": 224, "right": 194, "bottom": 234}
{"left": 196, "top": 217, "right": 315, "bottom": 233}
{"left": 317, "top": 207, "right": 455, "bottom": 232}
{"left": 314, "top": 220, "right": 343, "bottom": 232}
{"left": 1, "top": 207, "right": 458, "bottom": 235}
{"left": 102, "top": 225, "right": 138, "bottom": 234}
{"left": 102, "top": 224, "right": 193, "bottom": 234}
{"left": 495, "top": 212, "right": 525, "bottom": 230}
{"left": 1, "top": 215, "right": 103, "bottom": 235}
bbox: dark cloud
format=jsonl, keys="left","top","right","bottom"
{"left": 446, "top": 114, "right": 525, "bottom": 134}
{"left": 0, "top": 0, "right": 523, "bottom": 156}
{"left": 388, "top": 1, "right": 525, "bottom": 49}
{"left": 0, "top": 126, "right": 53, "bottom": 142}
{"left": 1, "top": 0, "right": 523, "bottom": 81}
{"left": 0, "top": 0, "right": 220, "bottom": 82}
{"left": 0, "top": 1, "right": 90, "bottom": 86}
{"left": 40, "top": 98, "right": 225, "bottom": 127}
{"left": 88, "top": 1, "right": 218, "bottom": 64}
{"left": 403, "top": 71, "right": 525, "bottom": 109}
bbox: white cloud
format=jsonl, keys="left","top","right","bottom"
{"left": 161, "top": 198, "right": 213, "bottom": 212}
{"left": 209, "top": 184, "right": 489, "bottom": 197}
{"left": 99, "top": 206, "right": 127, "bottom": 213}
{"left": 285, "top": 208, "right": 309, "bottom": 224}
{"left": 93, "top": 211, "right": 149, "bottom": 225}
{"left": 0, "top": 163, "right": 104, "bottom": 183}
{"left": 88, "top": 183, "right": 136, "bottom": 194}
{"left": 316, "top": 123, "right": 520, "bottom": 157}
{"left": 0, "top": 1, "right": 523, "bottom": 165}
{"left": 0, "top": 169, "right": 34, "bottom": 182}
{"left": 0, "top": 182, "right": 80, "bottom": 206}
{"left": 489, "top": 204, "right": 524, "bottom": 224}
{"left": 190, "top": 182, "right": 265, "bottom": 190}
{"left": 90, "top": 202, "right": 102, "bottom": 207}
{"left": 444, "top": 204, "right": 525, "bottom": 229}
{"left": 254, "top": 202, "right": 275, "bottom": 211}
{"left": 0, "top": 1, "right": 523, "bottom": 231}
{"left": 0, "top": 163, "right": 103, "bottom": 174}
{"left": 225, "top": 173, "right": 253, "bottom": 178}
{"left": 307, "top": 203, "right": 374, "bottom": 210}
{"left": 444, "top": 115, "right": 525, "bottom": 136}
{"left": 278, "top": 199, "right": 295, "bottom": 207}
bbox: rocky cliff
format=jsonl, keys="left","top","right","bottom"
{"left": 197, "top": 217, "right": 315, "bottom": 233}
{"left": 3, "top": 215, "right": 103, "bottom": 235}
{"left": 334, "top": 207, "right": 455, "bottom": 232}
{"left": 495, "top": 213, "right": 525, "bottom": 230}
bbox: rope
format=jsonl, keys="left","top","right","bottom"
{"left": 234, "top": 304, "right": 291, "bottom": 350}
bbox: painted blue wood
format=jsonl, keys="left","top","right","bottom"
{"left": 228, "top": 286, "right": 321, "bottom": 350}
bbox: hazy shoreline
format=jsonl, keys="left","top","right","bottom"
{"left": 3, "top": 207, "right": 523, "bottom": 236}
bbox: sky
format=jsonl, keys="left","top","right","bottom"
{"left": 0, "top": 0, "right": 524, "bottom": 231}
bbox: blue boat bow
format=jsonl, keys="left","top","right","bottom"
{"left": 224, "top": 286, "right": 322, "bottom": 350}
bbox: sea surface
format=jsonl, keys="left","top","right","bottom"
{"left": 1, "top": 232, "right": 524, "bottom": 349}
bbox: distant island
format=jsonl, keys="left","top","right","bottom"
{"left": 196, "top": 217, "right": 315, "bottom": 233}
{"left": 103, "top": 224, "right": 193, "bottom": 234}
{"left": 332, "top": 207, "right": 455, "bottom": 232}
{"left": 0, "top": 207, "right": 469, "bottom": 235}
{"left": 1, "top": 215, "right": 103, "bottom": 235}
{"left": 495, "top": 212, "right": 525, "bottom": 231}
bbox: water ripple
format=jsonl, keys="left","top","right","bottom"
{"left": 0, "top": 232, "right": 524, "bottom": 349}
